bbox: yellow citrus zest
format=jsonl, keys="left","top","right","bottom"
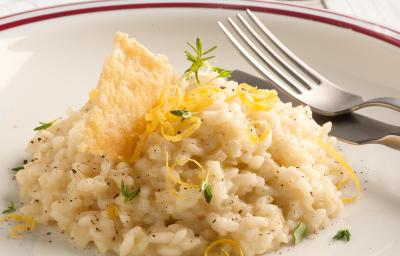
{"left": 204, "top": 239, "right": 244, "bottom": 256}
{"left": 220, "top": 248, "right": 230, "bottom": 256}
{"left": 247, "top": 120, "right": 271, "bottom": 143}
{"left": 161, "top": 116, "right": 202, "bottom": 142}
{"left": 227, "top": 83, "right": 278, "bottom": 111}
{"left": 1, "top": 213, "right": 36, "bottom": 238}
{"left": 317, "top": 138, "right": 361, "bottom": 204}
{"left": 89, "top": 89, "right": 99, "bottom": 101}
{"left": 166, "top": 151, "right": 183, "bottom": 199}
{"left": 165, "top": 152, "right": 205, "bottom": 199}
{"left": 106, "top": 202, "right": 119, "bottom": 220}
{"left": 184, "top": 86, "right": 222, "bottom": 112}
{"left": 132, "top": 85, "right": 222, "bottom": 162}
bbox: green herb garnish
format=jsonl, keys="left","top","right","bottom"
{"left": 293, "top": 222, "right": 307, "bottom": 245}
{"left": 184, "top": 38, "right": 217, "bottom": 83}
{"left": 33, "top": 119, "right": 58, "bottom": 131}
{"left": 333, "top": 229, "right": 351, "bottom": 241}
{"left": 212, "top": 66, "right": 232, "bottom": 78}
{"left": 170, "top": 110, "right": 193, "bottom": 120}
{"left": 11, "top": 166, "right": 24, "bottom": 172}
{"left": 200, "top": 173, "right": 213, "bottom": 204}
{"left": 121, "top": 180, "right": 140, "bottom": 202}
{"left": 2, "top": 201, "right": 16, "bottom": 214}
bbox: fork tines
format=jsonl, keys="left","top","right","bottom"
{"left": 218, "top": 9, "right": 322, "bottom": 96}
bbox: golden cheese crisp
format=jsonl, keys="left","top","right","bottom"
{"left": 81, "top": 32, "right": 177, "bottom": 161}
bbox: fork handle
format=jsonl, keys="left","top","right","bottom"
{"left": 359, "top": 97, "right": 400, "bottom": 112}
{"left": 372, "top": 134, "right": 400, "bottom": 150}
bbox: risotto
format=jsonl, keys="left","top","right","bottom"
{"left": 11, "top": 33, "right": 359, "bottom": 256}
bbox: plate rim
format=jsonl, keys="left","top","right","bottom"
{"left": 0, "top": 0, "right": 400, "bottom": 47}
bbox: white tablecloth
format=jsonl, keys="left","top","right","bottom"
{"left": 0, "top": 0, "right": 400, "bottom": 31}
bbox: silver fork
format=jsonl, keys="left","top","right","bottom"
{"left": 218, "top": 9, "right": 400, "bottom": 116}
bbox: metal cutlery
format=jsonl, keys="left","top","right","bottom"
{"left": 231, "top": 70, "right": 400, "bottom": 150}
{"left": 219, "top": 9, "right": 400, "bottom": 116}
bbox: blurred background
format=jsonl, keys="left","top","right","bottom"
{"left": 0, "top": 0, "right": 399, "bottom": 30}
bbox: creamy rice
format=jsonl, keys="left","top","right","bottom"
{"left": 16, "top": 71, "right": 347, "bottom": 256}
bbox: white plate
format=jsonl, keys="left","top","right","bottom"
{"left": 1, "top": 1, "right": 400, "bottom": 255}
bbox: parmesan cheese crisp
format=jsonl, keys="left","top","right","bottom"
{"left": 81, "top": 32, "right": 177, "bottom": 161}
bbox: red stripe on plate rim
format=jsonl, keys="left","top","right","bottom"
{"left": 0, "top": 1, "right": 399, "bottom": 47}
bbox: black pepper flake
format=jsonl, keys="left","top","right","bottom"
{"left": 71, "top": 169, "right": 77, "bottom": 174}
{"left": 46, "top": 232, "right": 51, "bottom": 235}
{"left": 212, "top": 219, "right": 216, "bottom": 223}
{"left": 152, "top": 234, "right": 155, "bottom": 237}
{"left": 23, "top": 160, "right": 28, "bottom": 164}
{"left": 238, "top": 210, "right": 242, "bottom": 214}
{"left": 37, "top": 138, "right": 42, "bottom": 142}
{"left": 113, "top": 193, "right": 119, "bottom": 199}
{"left": 48, "top": 240, "right": 52, "bottom": 243}
{"left": 112, "top": 237, "right": 116, "bottom": 241}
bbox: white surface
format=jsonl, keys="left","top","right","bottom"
{"left": 0, "top": 2, "right": 400, "bottom": 256}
